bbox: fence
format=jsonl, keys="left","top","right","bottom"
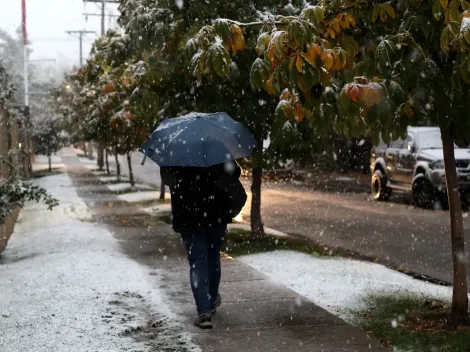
{"left": 0, "top": 106, "right": 21, "bottom": 254}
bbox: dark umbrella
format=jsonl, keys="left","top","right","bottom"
{"left": 139, "top": 112, "right": 257, "bottom": 167}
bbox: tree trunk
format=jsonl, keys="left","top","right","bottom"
{"left": 114, "top": 149, "right": 121, "bottom": 182}
{"left": 441, "top": 124, "right": 470, "bottom": 327}
{"left": 160, "top": 181, "right": 166, "bottom": 200}
{"left": 97, "top": 143, "right": 104, "bottom": 171}
{"left": 87, "top": 141, "right": 94, "bottom": 160}
{"left": 48, "top": 154, "right": 52, "bottom": 173}
{"left": 82, "top": 142, "right": 87, "bottom": 157}
{"left": 9, "top": 115, "right": 19, "bottom": 175}
{"left": 105, "top": 149, "right": 110, "bottom": 174}
{"left": 250, "top": 166, "right": 265, "bottom": 238}
{"left": 126, "top": 151, "right": 135, "bottom": 187}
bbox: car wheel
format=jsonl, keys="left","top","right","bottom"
{"left": 412, "top": 177, "right": 436, "bottom": 209}
{"left": 371, "top": 169, "right": 391, "bottom": 201}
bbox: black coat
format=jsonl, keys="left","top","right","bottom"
{"left": 160, "top": 162, "right": 246, "bottom": 232}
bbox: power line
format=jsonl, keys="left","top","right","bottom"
{"left": 30, "top": 37, "right": 94, "bottom": 42}
{"left": 66, "top": 30, "right": 97, "bottom": 67}
{"left": 83, "top": 0, "right": 120, "bottom": 35}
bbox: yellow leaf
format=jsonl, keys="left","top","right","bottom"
{"left": 267, "top": 42, "right": 276, "bottom": 61}
{"left": 234, "top": 33, "right": 245, "bottom": 51}
{"left": 266, "top": 75, "right": 276, "bottom": 95}
{"left": 293, "top": 101, "right": 305, "bottom": 122}
{"left": 321, "top": 50, "right": 335, "bottom": 71}
{"left": 333, "top": 21, "right": 341, "bottom": 33}
{"left": 300, "top": 52, "right": 317, "bottom": 67}
{"left": 382, "top": 4, "right": 396, "bottom": 19}
{"left": 349, "top": 15, "right": 356, "bottom": 27}
{"left": 440, "top": 0, "right": 448, "bottom": 9}
{"left": 404, "top": 104, "right": 414, "bottom": 118}
{"left": 296, "top": 54, "right": 303, "bottom": 72}
{"left": 340, "top": 14, "right": 350, "bottom": 29}
{"left": 329, "top": 29, "right": 336, "bottom": 39}
{"left": 231, "top": 24, "right": 243, "bottom": 36}
{"left": 313, "top": 43, "right": 323, "bottom": 55}
{"left": 231, "top": 43, "right": 238, "bottom": 55}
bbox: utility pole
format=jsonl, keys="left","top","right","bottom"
{"left": 21, "top": 0, "right": 32, "bottom": 179}
{"left": 65, "top": 30, "right": 96, "bottom": 67}
{"left": 83, "top": 0, "right": 120, "bottom": 35}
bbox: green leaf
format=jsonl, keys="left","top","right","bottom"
{"left": 301, "top": 66, "right": 320, "bottom": 89}
{"left": 255, "top": 33, "right": 271, "bottom": 55}
{"left": 376, "top": 39, "right": 396, "bottom": 71}
{"left": 445, "top": 0, "right": 460, "bottom": 23}
{"left": 341, "top": 35, "right": 359, "bottom": 56}
{"left": 207, "top": 42, "right": 231, "bottom": 77}
{"left": 462, "top": 0, "right": 470, "bottom": 10}
{"left": 440, "top": 22, "right": 459, "bottom": 52}
{"left": 388, "top": 80, "right": 406, "bottom": 104}
{"left": 288, "top": 20, "right": 308, "bottom": 46}
{"left": 301, "top": 6, "right": 325, "bottom": 24}
{"left": 433, "top": 0, "right": 443, "bottom": 21}
{"left": 250, "top": 58, "right": 270, "bottom": 90}
{"left": 372, "top": 5, "right": 381, "bottom": 23}
{"left": 275, "top": 100, "right": 294, "bottom": 120}
{"left": 441, "top": 0, "right": 449, "bottom": 8}
{"left": 213, "top": 19, "right": 232, "bottom": 41}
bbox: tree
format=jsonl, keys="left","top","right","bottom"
{"left": 117, "top": 0, "right": 313, "bottom": 237}
{"left": 32, "top": 117, "right": 63, "bottom": 172}
{"left": 189, "top": 0, "right": 470, "bottom": 327}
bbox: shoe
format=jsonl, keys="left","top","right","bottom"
{"left": 211, "top": 294, "right": 222, "bottom": 314}
{"left": 194, "top": 313, "right": 212, "bottom": 329}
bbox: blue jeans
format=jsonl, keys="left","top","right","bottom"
{"left": 180, "top": 225, "right": 226, "bottom": 314}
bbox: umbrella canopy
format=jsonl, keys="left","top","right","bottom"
{"left": 139, "top": 112, "right": 257, "bottom": 167}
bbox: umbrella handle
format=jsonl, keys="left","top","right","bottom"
{"left": 141, "top": 154, "right": 147, "bottom": 166}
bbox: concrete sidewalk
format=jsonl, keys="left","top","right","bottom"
{"left": 62, "top": 149, "right": 387, "bottom": 352}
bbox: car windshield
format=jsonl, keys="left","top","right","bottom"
{"left": 416, "top": 130, "right": 459, "bottom": 149}
{"left": 417, "top": 131, "right": 445, "bottom": 149}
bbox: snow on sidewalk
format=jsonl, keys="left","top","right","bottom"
{"left": 239, "top": 251, "right": 453, "bottom": 322}
{"left": 32, "top": 155, "right": 66, "bottom": 172}
{"left": 0, "top": 173, "right": 200, "bottom": 352}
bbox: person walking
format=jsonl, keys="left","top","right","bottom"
{"left": 161, "top": 161, "right": 246, "bottom": 329}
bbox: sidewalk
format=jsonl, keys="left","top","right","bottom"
{"left": 60, "top": 148, "right": 386, "bottom": 351}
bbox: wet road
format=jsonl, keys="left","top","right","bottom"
{"left": 245, "top": 185, "right": 469, "bottom": 288}
{"left": 104, "top": 151, "right": 469, "bottom": 288}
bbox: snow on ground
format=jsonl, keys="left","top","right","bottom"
{"left": 106, "top": 183, "right": 153, "bottom": 192}
{"left": 78, "top": 157, "right": 96, "bottom": 165}
{"left": 32, "top": 155, "right": 65, "bottom": 172}
{"left": 14, "top": 173, "right": 93, "bottom": 233}
{"left": 239, "top": 251, "right": 453, "bottom": 322}
{"left": 83, "top": 163, "right": 99, "bottom": 170}
{"left": 118, "top": 191, "right": 171, "bottom": 203}
{"left": 99, "top": 175, "right": 129, "bottom": 183}
{"left": 0, "top": 173, "right": 200, "bottom": 352}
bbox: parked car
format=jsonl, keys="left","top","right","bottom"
{"left": 370, "top": 126, "right": 470, "bottom": 208}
